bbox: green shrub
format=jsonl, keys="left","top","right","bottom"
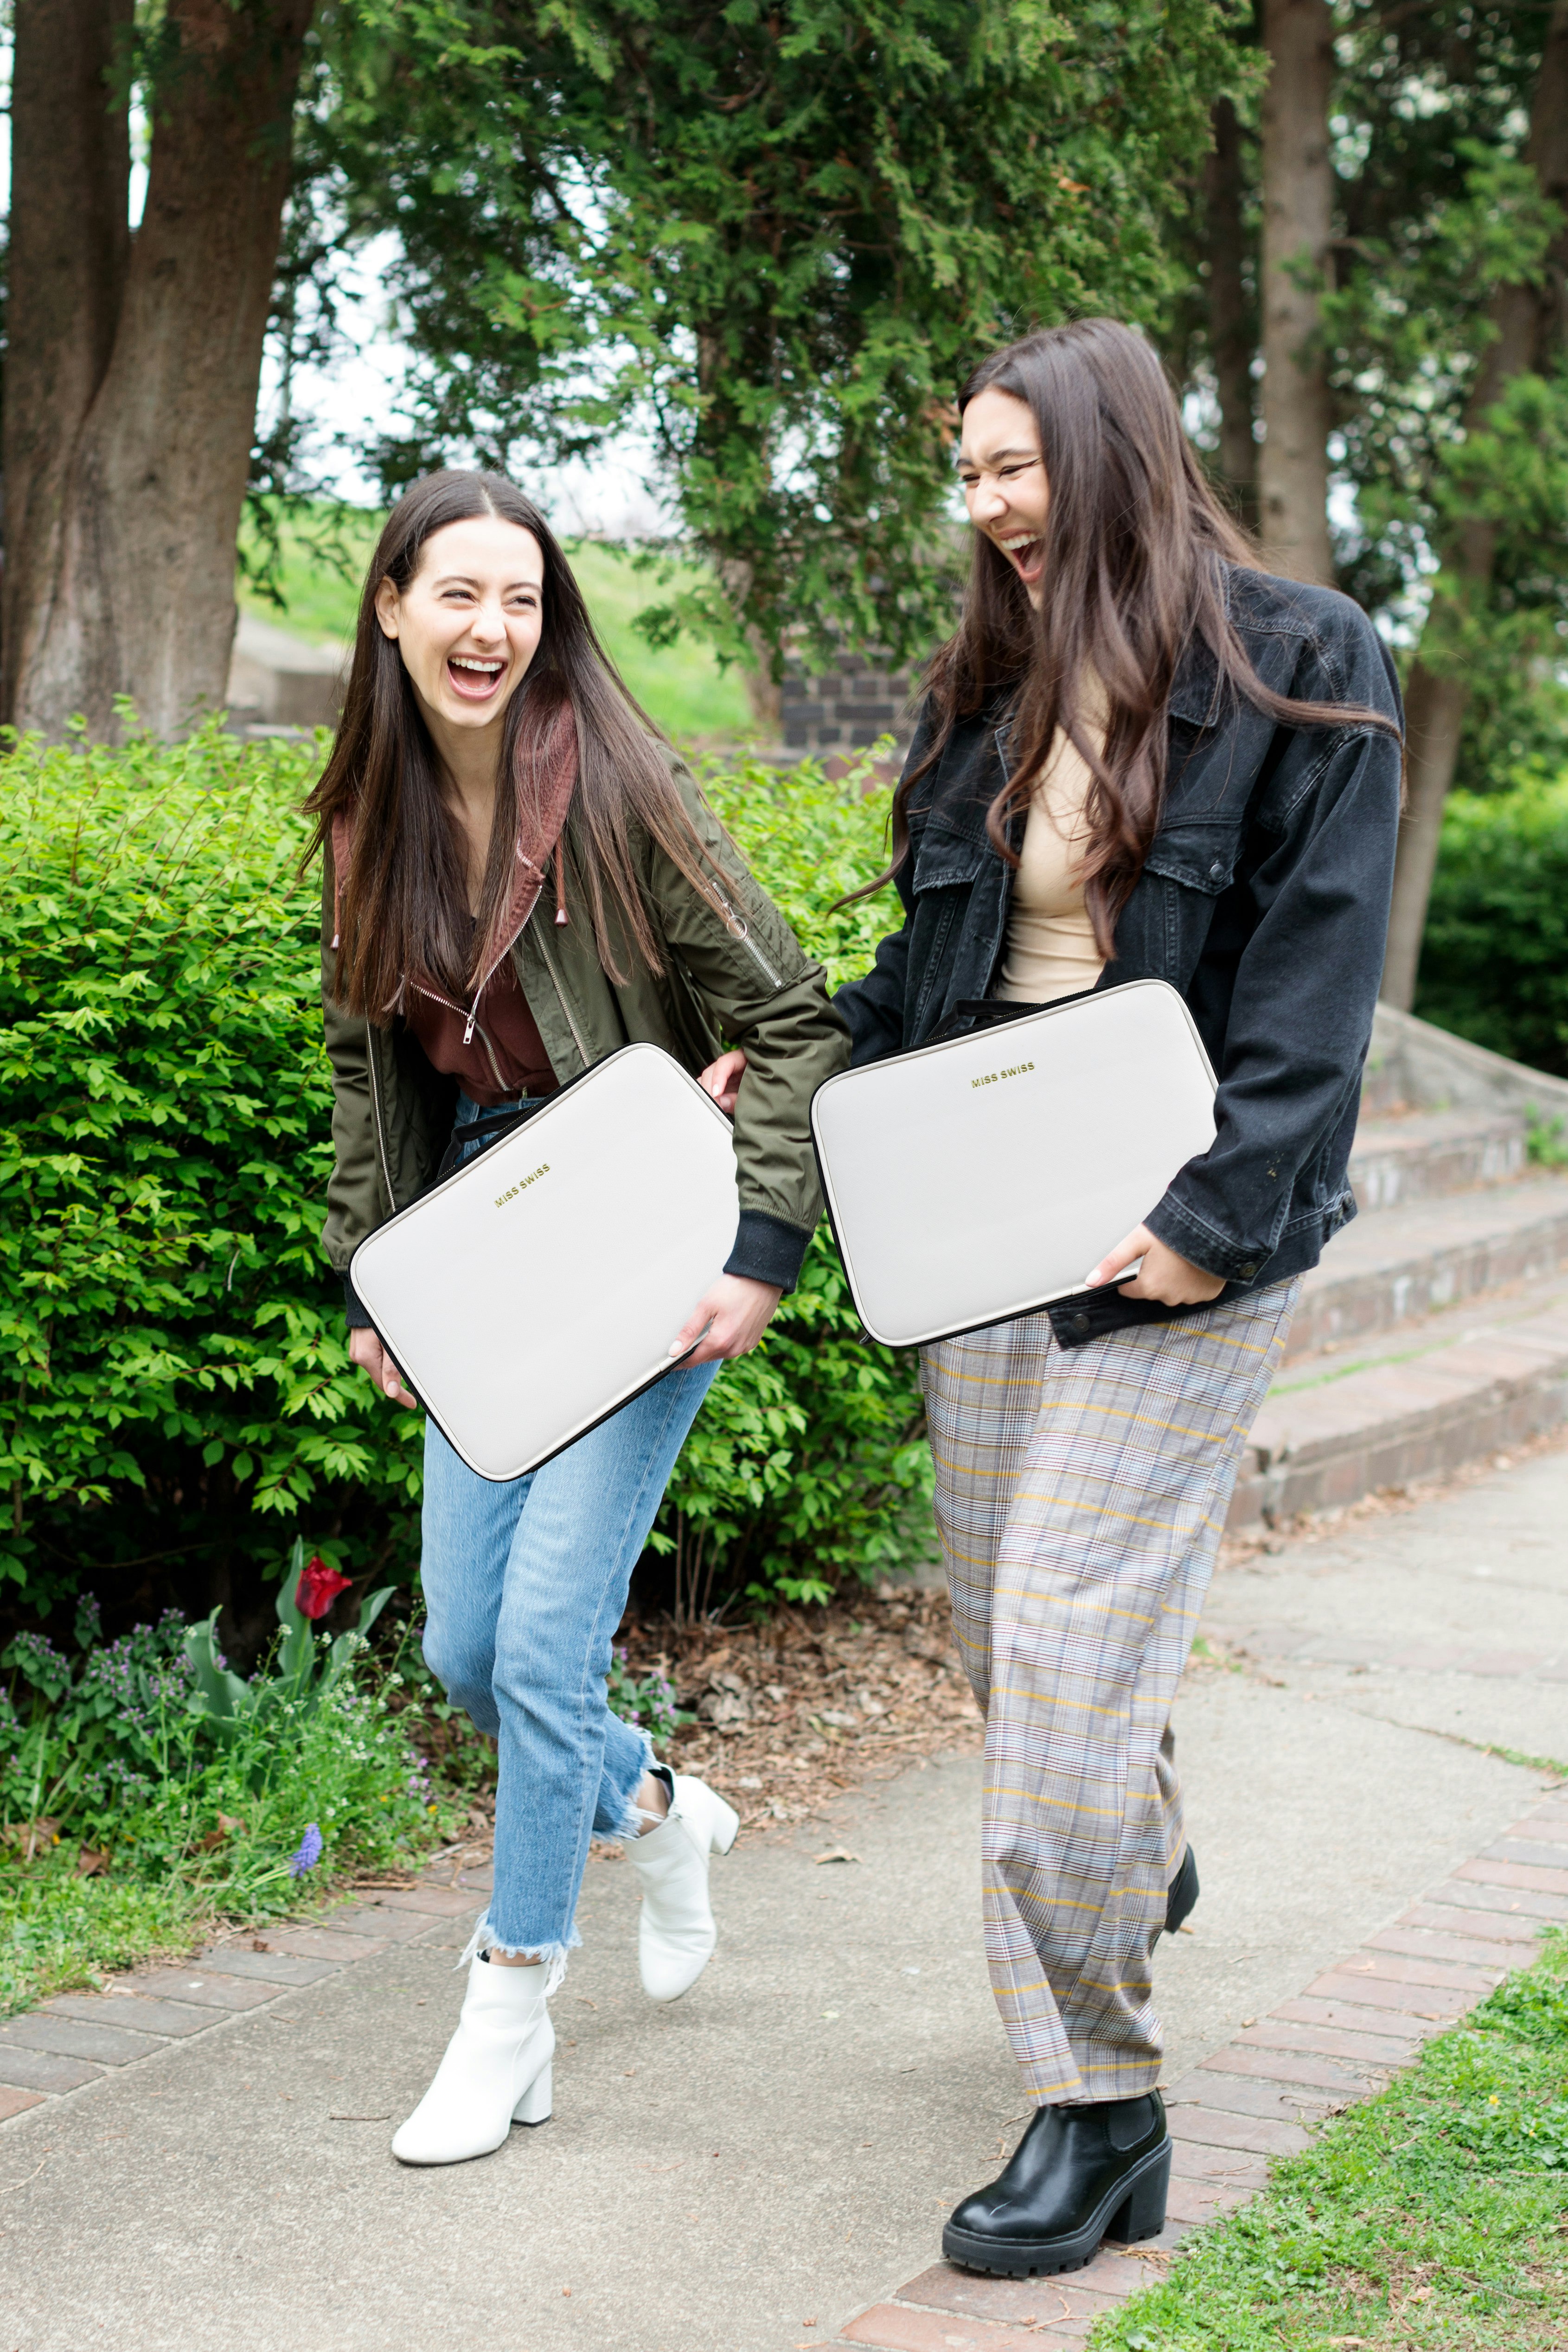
{"left": 0, "top": 721, "right": 925, "bottom": 1631}
{"left": 0, "top": 720, "right": 418, "bottom": 1628}
{"left": 1415, "top": 772, "right": 1568, "bottom": 1077}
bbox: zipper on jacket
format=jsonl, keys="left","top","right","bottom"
{"left": 410, "top": 977, "right": 511, "bottom": 1094}
{"left": 366, "top": 1035, "right": 399, "bottom": 1216}
{"left": 979, "top": 723, "right": 1019, "bottom": 1006}
{"left": 711, "top": 887, "right": 783, "bottom": 990}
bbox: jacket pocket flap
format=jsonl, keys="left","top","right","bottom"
{"left": 1142, "top": 825, "right": 1241, "bottom": 895}
{"left": 912, "top": 821, "right": 990, "bottom": 892}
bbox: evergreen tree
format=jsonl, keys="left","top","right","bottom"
{"left": 318, "top": 0, "right": 1247, "bottom": 693}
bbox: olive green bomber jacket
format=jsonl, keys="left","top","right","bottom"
{"left": 320, "top": 768, "right": 850, "bottom": 1313}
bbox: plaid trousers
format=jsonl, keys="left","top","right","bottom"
{"left": 923, "top": 1281, "right": 1298, "bottom": 2103}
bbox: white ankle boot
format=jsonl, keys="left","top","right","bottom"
{"left": 624, "top": 1773, "right": 740, "bottom": 2002}
{"left": 391, "top": 1955, "right": 554, "bottom": 2166}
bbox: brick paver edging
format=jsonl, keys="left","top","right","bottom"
{"left": 0, "top": 1859, "right": 495, "bottom": 2118}
{"left": 826, "top": 1787, "right": 1568, "bottom": 2352}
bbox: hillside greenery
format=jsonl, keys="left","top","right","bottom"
{"left": 237, "top": 505, "right": 756, "bottom": 743}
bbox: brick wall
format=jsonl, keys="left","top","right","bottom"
{"left": 780, "top": 649, "right": 918, "bottom": 757}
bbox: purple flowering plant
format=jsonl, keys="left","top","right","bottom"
{"left": 288, "top": 1823, "right": 324, "bottom": 1877}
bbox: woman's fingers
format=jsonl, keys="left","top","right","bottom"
{"left": 1084, "top": 1226, "right": 1151, "bottom": 1290}
{"left": 696, "top": 1047, "right": 748, "bottom": 1117}
{"left": 348, "top": 1325, "right": 415, "bottom": 1406}
{"left": 667, "top": 1306, "right": 717, "bottom": 1360}
{"left": 1088, "top": 1225, "right": 1226, "bottom": 1307}
{"left": 670, "top": 1275, "right": 781, "bottom": 1364}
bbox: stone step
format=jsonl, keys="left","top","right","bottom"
{"left": 1285, "top": 1174, "right": 1568, "bottom": 1361}
{"left": 1229, "top": 1281, "right": 1568, "bottom": 1528}
{"left": 1348, "top": 1108, "right": 1529, "bottom": 1211}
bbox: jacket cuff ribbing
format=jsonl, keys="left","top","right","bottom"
{"left": 723, "top": 1209, "right": 812, "bottom": 1294}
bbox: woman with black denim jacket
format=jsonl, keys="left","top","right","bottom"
{"left": 833, "top": 322, "right": 1404, "bottom": 2279}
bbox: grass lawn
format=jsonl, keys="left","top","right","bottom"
{"left": 237, "top": 503, "right": 756, "bottom": 743}
{"left": 0, "top": 1784, "right": 470, "bottom": 2018}
{"left": 1094, "top": 1931, "right": 1568, "bottom": 2352}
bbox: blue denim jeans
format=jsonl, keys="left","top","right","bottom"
{"left": 418, "top": 1097, "right": 717, "bottom": 1961}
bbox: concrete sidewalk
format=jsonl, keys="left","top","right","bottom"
{"left": 4, "top": 1447, "right": 1566, "bottom": 2352}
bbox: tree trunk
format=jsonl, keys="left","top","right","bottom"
{"left": 1257, "top": 0, "right": 1335, "bottom": 584}
{"left": 7, "top": 0, "right": 314, "bottom": 741}
{"left": 1380, "top": 0, "right": 1568, "bottom": 1009}
{"left": 1205, "top": 96, "right": 1257, "bottom": 526}
{"left": 0, "top": 0, "right": 133, "bottom": 724}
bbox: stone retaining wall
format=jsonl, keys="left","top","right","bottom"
{"left": 780, "top": 649, "right": 917, "bottom": 757}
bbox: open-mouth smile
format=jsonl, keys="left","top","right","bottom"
{"left": 447, "top": 653, "right": 507, "bottom": 701}
{"left": 995, "top": 531, "right": 1044, "bottom": 581}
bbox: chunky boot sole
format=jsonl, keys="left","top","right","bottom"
{"left": 941, "top": 2138, "right": 1170, "bottom": 2277}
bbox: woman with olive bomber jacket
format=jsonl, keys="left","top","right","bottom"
{"left": 319, "top": 763, "right": 842, "bottom": 1316}
{"left": 311, "top": 466, "right": 847, "bottom": 2173}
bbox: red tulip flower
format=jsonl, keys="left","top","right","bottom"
{"left": 296, "top": 1555, "right": 353, "bottom": 1620}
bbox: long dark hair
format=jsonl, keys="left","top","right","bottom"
{"left": 852, "top": 320, "right": 1401, "bottom": 948}
{"left": 305, "top": 469, "right": 723, "bottom": 1015}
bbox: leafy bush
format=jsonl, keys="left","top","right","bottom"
{"left": 1415, "top": 771, "right": 1568, "bottom": 1077}
{"left": 0, "top": 720, "right": 418, "bottom": 1629}
{"left": 0, "top": 722, "right": 926, "bottom": 1633}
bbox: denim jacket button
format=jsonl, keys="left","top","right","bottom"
{"left": 1209, "top": 860, "right": 1225, "bottom": 878}
{"left": 1238, "top": 1261, "right": 1258, "bottom": 1279}
{"left": 1071, "top": 1313, "right": 1092, "bottom": 1334}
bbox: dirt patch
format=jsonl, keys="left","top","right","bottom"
{"left": 616, "top": 1584, "right": 981, "bottom": 1834}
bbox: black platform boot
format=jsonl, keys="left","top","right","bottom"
{"left": 1165, "top": 1845, "right": 1200, "bottom": 1936}
{"left": 942, "top": 2091, "right": 1170, "bottom": 2277}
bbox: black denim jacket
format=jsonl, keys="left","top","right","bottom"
{"left": 832, "top": 566, "right": 1404, "bottom": 1343}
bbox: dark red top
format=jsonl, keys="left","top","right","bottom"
{"left": 404, "top": 946, "right": 558, "bottom": 1107}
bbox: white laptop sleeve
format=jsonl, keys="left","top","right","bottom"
{"left": 809, "top": 980, "right": 1218, "bottom": 1349}
{"left": 349, "top": 1044, "right": 739, "bottom": 1481}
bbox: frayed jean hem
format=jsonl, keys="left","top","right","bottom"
{"left": 455, "top": 1912, "right": 578, "bottom": 1993}
{"left": 610, "top": 1724, "right": 659, "bottom": 1842}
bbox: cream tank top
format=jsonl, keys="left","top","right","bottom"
{"left": 995, "top": 718, "right": 1107, "bottom": 1006}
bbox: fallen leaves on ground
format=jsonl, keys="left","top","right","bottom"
{"left": 2, "top": 1819, "right": 60, "bottom": 1861}
{"left": 617, "top": 1585, "right": 981, "bottom": 1835}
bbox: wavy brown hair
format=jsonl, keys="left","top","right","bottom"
{"left": 851, "top": 319, "right": 1401, "bottom": 949}
{"left": 304, "top": 469, "right": 725, "bottom": 1016}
